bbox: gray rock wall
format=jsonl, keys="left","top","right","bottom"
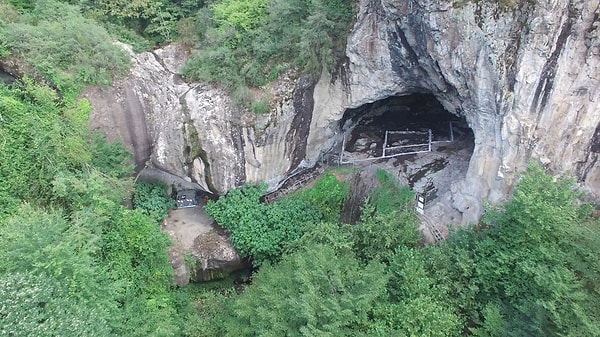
{"left": 87, "top": 45, "right": 315, "bottom": 194}
{"left": 309, "top": 0, "right": 600, "bottom": 223}
{"left": 87, "top": 0, "right": 600, "bottom": 223}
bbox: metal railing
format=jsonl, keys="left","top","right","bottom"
{"left": 339, "top": 121, "right": 454, "bottom": 165}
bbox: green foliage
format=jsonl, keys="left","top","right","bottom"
{"left": 423, "top": 164, "right": 600, "bottom": 336}
{"left": 205, "top": 184, "right": 321, "bottom": 265}
{"left": 99, "top": 207, "right": 178, "bottom": 336}
{"left": 211, "top": 0, "right": 267, "bottom": 40}
{"left": 350, "top": 169, "right": 420, "bottom": 263}
{"left": 292, "top": 171, "right": 350, "bottom": 223}
{"left": 370, "top": 168, "right": 415, "bottom": 214}
{"left": 250, "top": 98, "right": 269, "bottom": 114}
{"left": 89, "top": 132, "right": 134, "bottom": 178}
{"left": 76, "top": 0, "right": 202, "bottom": 44}
{"left": 177, "top": 287, "right": 233, "bottom": 337}
{"left": 133, "top": 181, "right": 176, "bottom": 222}
{"left": 0, "top": 205, "right": 102, "bottom": 302}
{"left": 0, "top": 272, "right": 112, "bottom": 337}
{"left": 351, "top": 202, "right": 420, "bottom": 263}
{"left": 371, "top": 247, "right": 461, "bottom": 337}
{"left": 0, "top": 0, "right": 130, "bottom": 94}
{"left": 51, "top": 168, "right": 132, "bottom": 213}
{"left": 0, "top": 1, "right": 19, "bottom": 24}
{"left": 182, "top": 0, "right": 355, "bottom": 104}
{"left": 0, "top": 81, "right": 95, "bottom": 217}
{"left": 226, "top": 243, "right": 388, "bottom": 336}
{"left": 0, "top": 80, "right": 190, "bottom": 336}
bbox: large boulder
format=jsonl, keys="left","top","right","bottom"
{"left": 188, "top": 232, "right": 247, "bottom": 282}
{"left": 160, "top": 208, "right": 247, "bottom": 285}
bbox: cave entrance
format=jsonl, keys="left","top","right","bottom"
{"left": 338, "top": 93, "right": 474, "bottom": 225}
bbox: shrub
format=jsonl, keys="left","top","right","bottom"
{"left": 251, "top": 99, "right": 269, "bottom": 114}
{"left": 182, "top": 0, "right": 356, "bottom": 95}
{"left": 133, "top": 182, "right": 175, "bottom": 222}
{"left": 0, "top": 0, "right": 130, "bottom": 93}
{"left": 292, "top": 171, "right": 350, "bottom": 223}
{"left": 0, "top": 272, "right": 112, "bottom": 337}
{"left": 205, "top": 184, "right": 321, "bottom": 265}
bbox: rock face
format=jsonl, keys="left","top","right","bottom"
{"left": 188, "top": 232, "right": 246, "bottom": 282}
{"left": 87, "top": 0, "right": 600, "bottom": 224}
{"left": 87, "top": 43, "right": 315, "bottom": 194}
{"left": 161, "top": 207, "right": 246, "bottom": 285}
{"left": 311, "top": 0, "right": 600, "bottom": 223}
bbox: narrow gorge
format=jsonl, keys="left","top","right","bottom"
{"left": 87, "top": 0, "right": 600, "bottom": 225}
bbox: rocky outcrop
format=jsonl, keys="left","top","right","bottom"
{"left": 188, "top": 232, "right": 246, "bottom": 282}
{"left": 86, "top": 44, "right": 316, "bottom": 194}
{"left": 309, "top": 0, "right": 600, "bottom": 223}
{"left": 87, "top": 0, "right": 600, "bottom": 224}
{"left": 161, "top": 207, "right": 246, "bottom": 285}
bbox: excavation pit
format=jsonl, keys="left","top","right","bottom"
{"left": 338, "top": 93, "right": 474, "bottom": 229}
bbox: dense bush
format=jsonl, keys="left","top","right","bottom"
{"left": 181, "top": 0, "right": 356, "bottom": 108}
{"left": 197, "top": 165, "right": 600, "bottom": 336}
{"left": 351, "top": 169, "right": 420, "bottom": 263}
{"left": 0, "top": 0, "right": 130, "bottom": 96}
{"left": 0, "top": 80, "right": 95, "bottom": 218}
{"left": 227, "top": 243, "right": 387, "bottom": 336}
{"left": 133, "top": 181, "right": 176, "bottom": 222}
{"left": 0, "top": 80, "right": 190, "bottom": 336}
{"left": 291, "top": 171, "right": 350, "bottom": 223}
{"left": 421, "top": 165, "right": 600, "bottom": 336}
{"left": 0, "top": 272, "right": 112, "bottom": 337}
{"left": 205, "top": 184, "right": 321, "bottom": 265}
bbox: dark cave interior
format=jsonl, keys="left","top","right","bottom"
{"left": 340, "top": 93, "right": 473, "bottom": 159}
{"left": 337, "top": 93, "right": 475, "bottom": 228}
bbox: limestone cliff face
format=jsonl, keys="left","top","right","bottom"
{"left": 368, "top": 0, "right": 599, "bottom": 221}
{"left": 310, "top": 0, "right": 600, "bottom": 222}
{"left": 87, "top": 44, "right": 315, "bottom": 194}
{"left": 87, "top": 0, "right": 600, "bottom": 222}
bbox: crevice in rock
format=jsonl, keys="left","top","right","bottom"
{"left": 504, "top": 2, "right": 535, "bottom": 92}
{"left": 286, "top": 75, "right": 316, "bottom": 172}
{"left": 180, "top": 94, "right": 217, "bottom": 193}
{"left": 230, "top": 124, "right": 247, "bottom": 187}
{"left": 530, "top": 8, "right": 573, "bottom": 116}
{"left": 150, "top": 50, "right": 175, "bottom": 75}
{"left": 390, "top": 24, "right": 420, "bottom": 70}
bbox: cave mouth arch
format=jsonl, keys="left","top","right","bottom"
{"left": 338, "top": 93, "right": 474, "bottom": 224}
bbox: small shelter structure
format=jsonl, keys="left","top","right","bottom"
{"left": 175, "top": 190, "right": 199, "bottom": 208}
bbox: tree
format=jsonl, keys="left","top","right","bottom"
{"left": 226, "top": 243, "right": 387, "bottom": 336}
{"left": 291, "top": 171, "right": 349, "bottom": 223}
{"left": 133, "top": 181, "right": 175, "bottom": 222}
{"left": 0, "top": 0, "right": 130, "bottom": 94}
{"left": 0, "top": 272, "right": 112, "bottom": 337}
{"left": 370, "top": 247, "right": 462, "bottom": 337}
{"left": 0, "top": 205, "right": 101, "bottom": 302}
{"left": 350, "top": 169, "right": 420, "bottom": 263}
{"left": 425, "top": 165, "right": 600, "bottom": 336}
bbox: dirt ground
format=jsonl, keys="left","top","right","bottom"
{"left": 161, "top": 207, "right": 214, "bottom": 251}
{"left": 334, "top": 130, "right": 474, "bottom": 243}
